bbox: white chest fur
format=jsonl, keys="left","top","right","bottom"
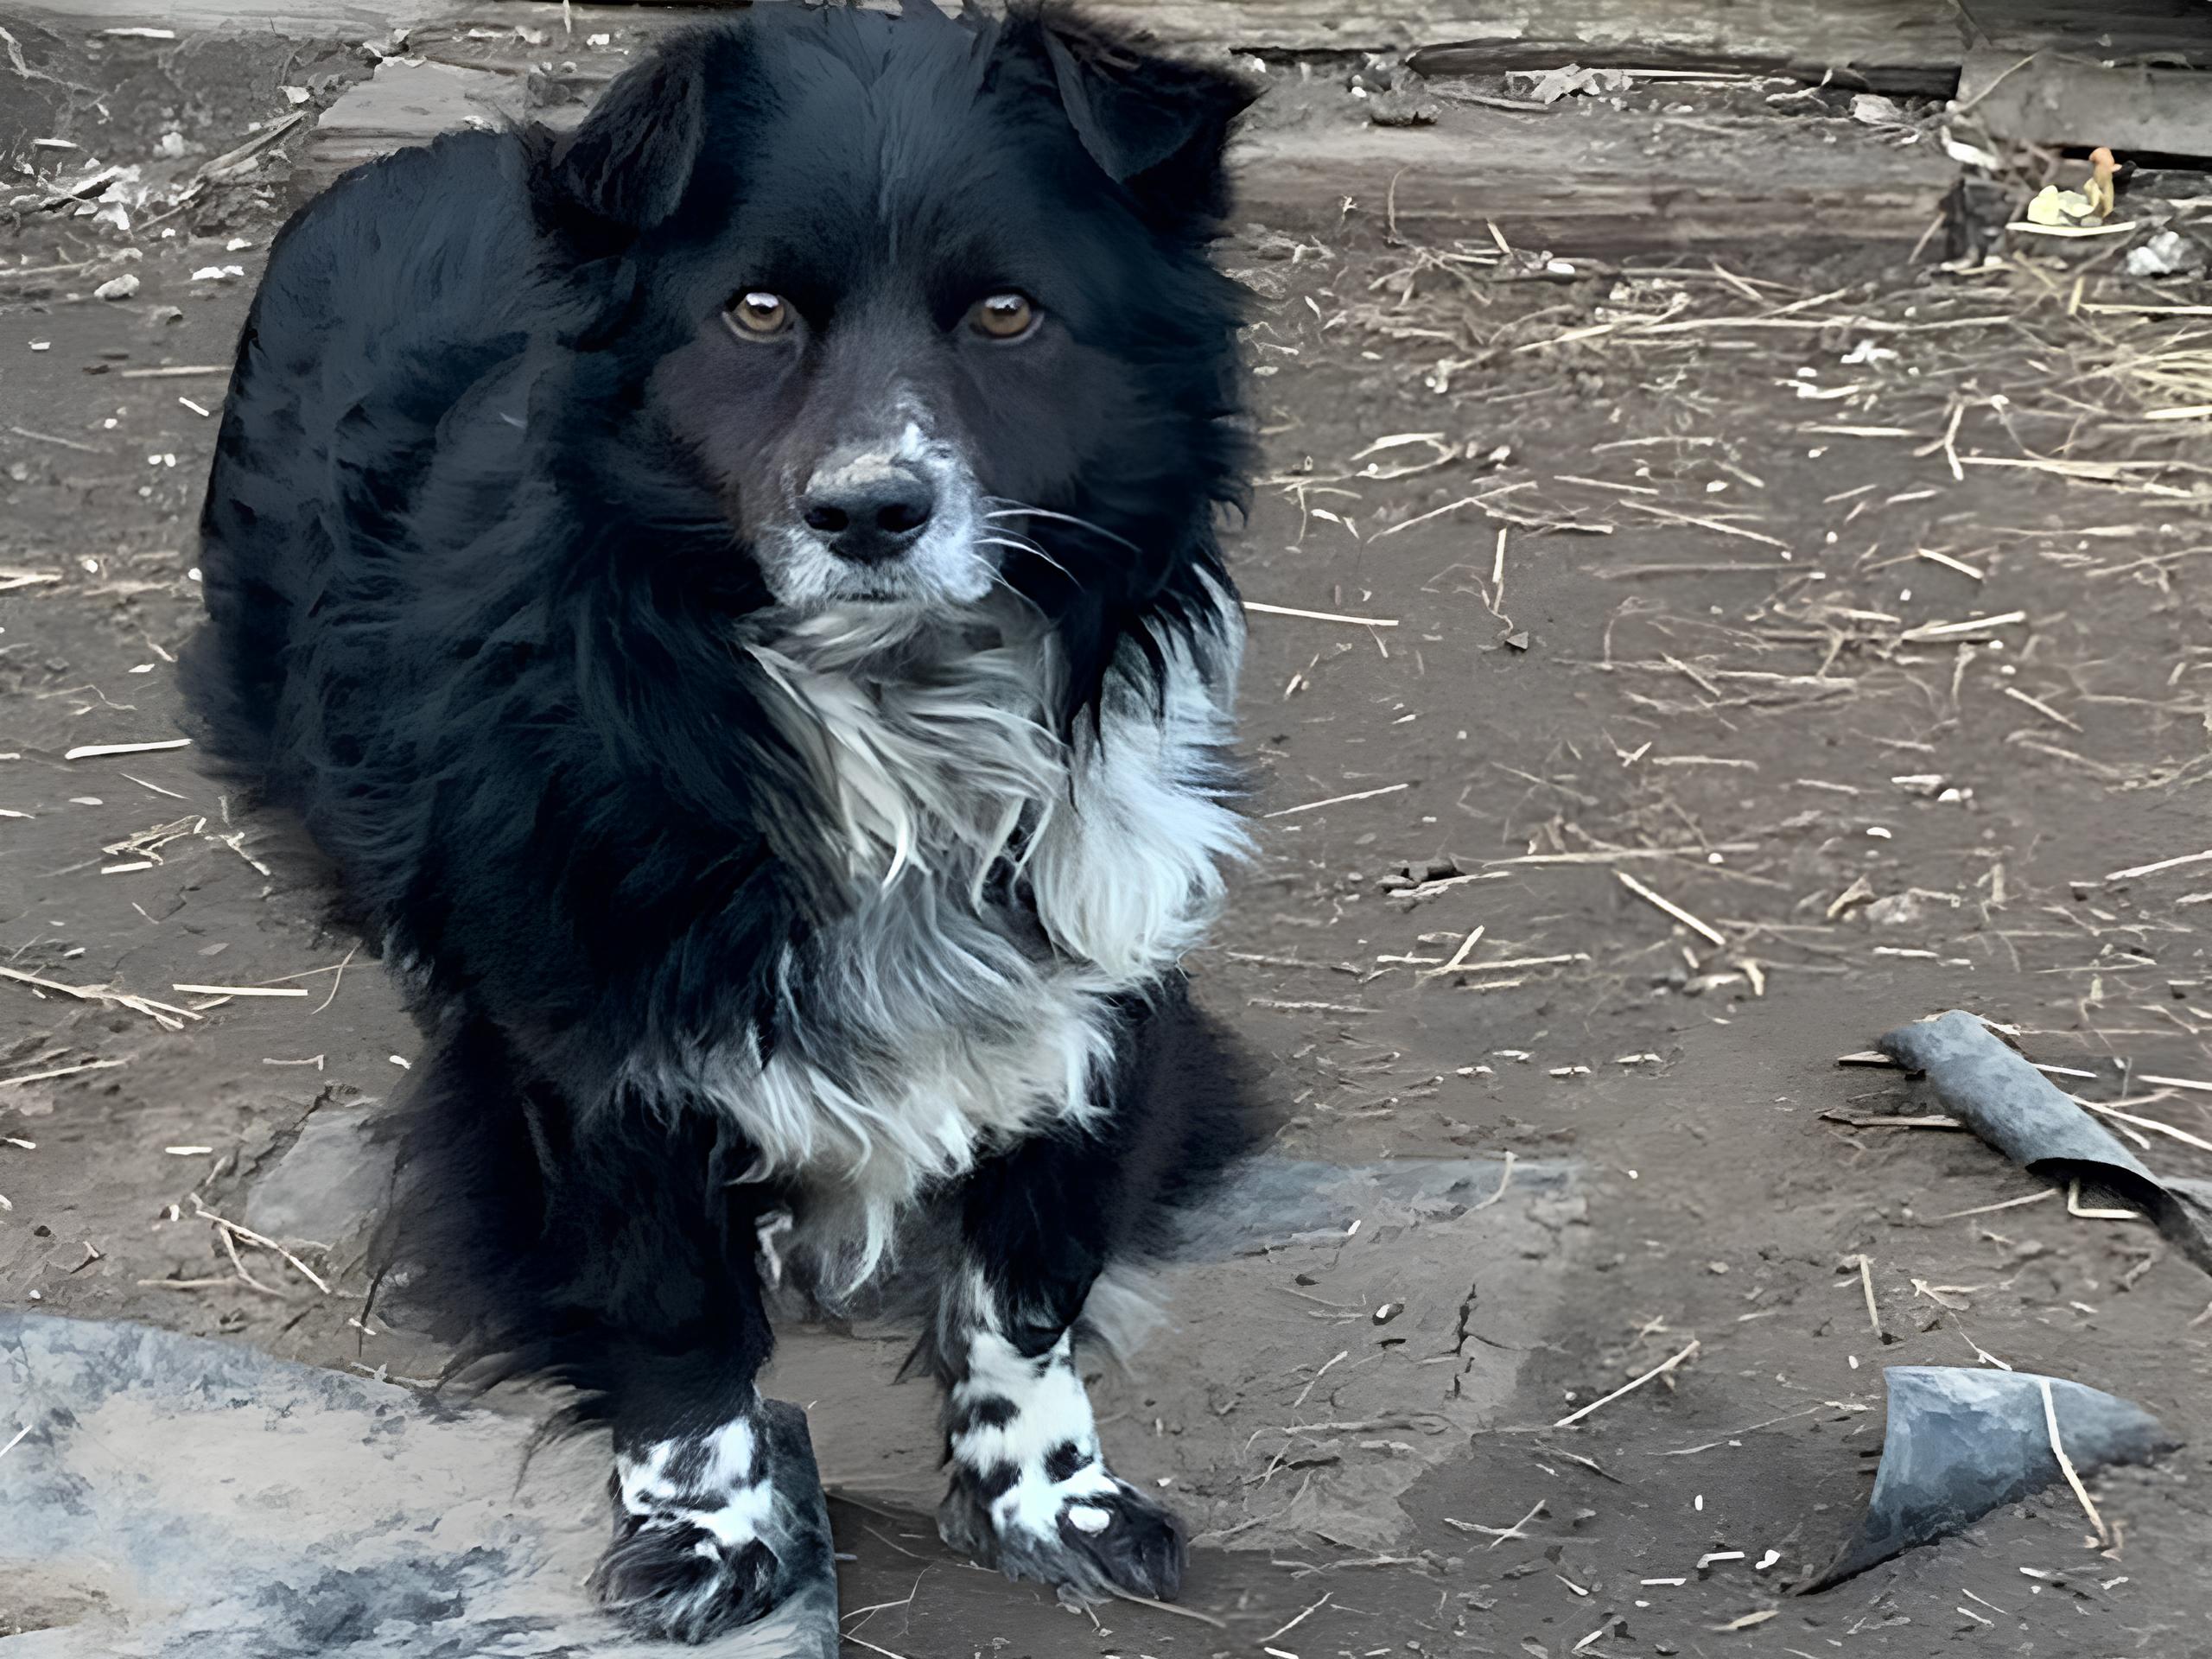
{"left": 633, "top": 596, "right": 1245, "bottom": 1287}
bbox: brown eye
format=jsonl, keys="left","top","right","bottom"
{"left": 970, "top": 292, "right": 1037, "bottom": 340}
{"left": 726, "top": 291, "right": 791, "bottom": 339}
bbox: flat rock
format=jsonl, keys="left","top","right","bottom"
{"left": 0, "top": 1313, "right": 838, "bottom": 1657}
{"left": 243, "top": 1101, "right": 388, "bottom": 1249}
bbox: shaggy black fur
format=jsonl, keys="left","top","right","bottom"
{"left": 181, "top": 0, "right": 1257, "bottom": 1633}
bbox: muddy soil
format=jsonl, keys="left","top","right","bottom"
{"left": 5, "top": 17, "right": 2212, "bottom": 1659}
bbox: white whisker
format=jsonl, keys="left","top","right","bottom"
{"left": 982, "top": 504, "right": 1144, "bottom": 556}
{"left": 976, "top": 537, "right": 1072, "bottom": 580}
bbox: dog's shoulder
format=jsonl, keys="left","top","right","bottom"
{"left": 232, "top": 129, "right": 555, "bottom": 449}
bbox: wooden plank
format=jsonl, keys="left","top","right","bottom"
{"left": 1041, "top": 0, "right": 2209, "bottom": 77}
{"left": 296, "top": 57, "right": 528, "bottom": 195}
{"left": 1230, "top": 106, "right": 1955, "bottom": 254}
{"left": 298, "top": 13, "right": 1957, "bottom": 257}
{"left": 1096, "top": 0, "right": 1966, "bottom": 74}
{"left": 8, "top": 0, "right": 442, "bottom": 35}
{"left": 448, "top": 0, "right": 2206, "bottom": 92}
{"left": 1961, "top": 48, "right": 2212, "bottom": 156}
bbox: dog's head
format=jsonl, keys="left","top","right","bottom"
{"left": 539, "top": 3, "right": 1254, "bottom": 632}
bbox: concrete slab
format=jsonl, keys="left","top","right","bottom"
{"left": 0, "top": 1313, "right": 840, "bottom": 1657}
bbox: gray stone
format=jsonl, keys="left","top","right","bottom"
{"left": 244, "top": 1102, "right": 392, "bottom": 1249}
{"left": 0, "top": 1314, "right": 838, "bottom": 1657}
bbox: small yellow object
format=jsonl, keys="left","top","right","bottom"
{"left": 2082, "top": 146, "right": 2119, "bottom": 218}
{"left": 2026, "top": 185, "right": 2096, "bottom": 226}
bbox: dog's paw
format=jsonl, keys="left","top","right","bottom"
{"left": 594, "top": 1411, "right": 801, "bottom": 1642}
{"left": 593, "top": 1514, "right": 783, "bottom": 1643}
{"left": 941, "top": 1458, "right": 1187, "bottom": 1601}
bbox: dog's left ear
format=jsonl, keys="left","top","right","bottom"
{"left": 1039, "top": 22, "right": 1256, "bottom": 225}
{"left": 542, "top": 38, "right": 712, "bottom": 238}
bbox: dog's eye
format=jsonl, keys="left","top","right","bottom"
{"left": 969, "top": 293, "right": 1038, "bottom": 340}
{"left": 726, "top": 292, "right": 792, "bottom": 339}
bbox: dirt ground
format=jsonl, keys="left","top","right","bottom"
{"left": 6, "top": 14, "right": 2212, "bottom": 1659}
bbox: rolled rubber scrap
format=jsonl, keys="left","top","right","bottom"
{"left": 1800, "top": 1366, "right": 2177, "bottom": 1591}
{"left": 1878, "top": 1007, "right": 2212, "bottom": 1275}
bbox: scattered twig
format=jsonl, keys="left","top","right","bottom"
{"left": 1103, "top": 1585, "right": 1228, "bottom": 1629}
{"left": 1418, "top": 925, "right": 1484, "bottom": 979}
{"left": 2002, "top": 685, "right": 2082, "bottom": 733}
{"left": 1244, "top": 601, "right": 1400, "bottom": 627}
{"left": 1470, "top": 1151, "right": 1517, "bottom": 1211}
{"left": 1444, "top": 1497, "right": 1547, "bottom": 1548}
{"left": 1713, "top": 1609, "right": 1779, "bottom": 1632}
{"left": 1616, "top": 870, "right": 1727, "bottom": 949}
{"left": 2039, "top": 1377, "right": 2109, "bottom": 1545}
{"left": 1853, "top": 1254, "right": 1883, "bottom": 1338}
{"left": 1898, "top": 611, "right": 2027, "bottom": 644}
{"left": 191, "top": 1197, "right": 333, "bottom": 1294}
{"left": 2105, "top": 849, "right": 2212, "bottom": 884}
{"left": 1934, "top": 1190, "right": 2056, "bottom": 1221}
{"left": 1260, "top": 1592, "right": 1332, "bottom": 1645}
{"left": 1554, "top": 1340, "right": 1700, "bottom": 1428}
{"left": 9, "top": 426, "right": 102, "bottom": 454}
{"left": 217, "top": 1222, "right": 285, "bottom": 1297}
{"left": 1821, "top": 1111, "right": 1964, "bottom": 1130}
{"left": 0, "top": 963, "right": 199, "bottom": 1030}
{"left": 1264, "top": 783, "right": 1409, "bottom": 819}
{"left": 2079, "top": 1100, "right": 2212, "bottom": 1156}
{"left": 0, "top": 1057, "right": 125, "bottom": 1089}
{"left": 63, "top": 738, "right": 192, "bottom": 761}
{"left": 196, "top": 110, "right": 308, "bottom": 183}
{"left": 2066, "top": 1179, "right": 2139, "bottom": 1222}
{"left": 170, "top": 983, "right": 311, "bottom": 999}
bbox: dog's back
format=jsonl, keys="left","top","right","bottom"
{"left": 180, "top": 130, "right": 544, "bottom": 791}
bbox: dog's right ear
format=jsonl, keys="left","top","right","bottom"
{"left": 540, "top": 41, "right": 710, "bottom": 238}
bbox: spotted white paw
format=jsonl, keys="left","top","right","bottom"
{"left": 594, "top": 1414, "right": 790, "bottom": 1641}
{"left": 938, "top": 1327, "right": 1186, "bottom": 1599}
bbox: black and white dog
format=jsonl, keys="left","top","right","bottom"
{"left": 181, "top": 0, "right": 1258, "bottom": 1639}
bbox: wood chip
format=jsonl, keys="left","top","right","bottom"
{"left": 1712, "top": 1609, "right": 1778, "bottom": 1631}
{"left": 1616, "top": 870, "right": 1726, "bottom": 949}
{"left": 1243, "top": 601, "right": 1400, "bottom": 627}
{"left": 1897, "top": 611, "right": 2027, "bottom": 643}
{"left": 1263, "top": 782, "right": 1409, "bottom": 819}
{"left": 63, "top": 738, "right": 192, "bottom": 760}
{"left": 169, "top": 983, "right": 312, "bottom": 999}
{"left": 1853, "top": 1253, "right": 1883, "bottom": 1338}
{"left": 0, "top": 1057, "right": 126, "bottom": 1089}
{"left": 2104, "top": 848, "right": 2212, "bottom": 883}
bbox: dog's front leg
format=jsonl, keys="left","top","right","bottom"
{"left": 590, "top": 1220, "right": 830, "bottom": 1643}
{"left": 926, "top": 1132, "right": 1186, "bottom": 1601}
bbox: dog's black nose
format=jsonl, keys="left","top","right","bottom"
{"left": 801, "top": 468, "right": 936, "bottom": 565}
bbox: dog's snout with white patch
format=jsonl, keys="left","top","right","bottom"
{"left": 772, "top": 419, "right": 988, "bottom": 610}
{"left": 800, "top": 453, "right": 937, "bottom": 566}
